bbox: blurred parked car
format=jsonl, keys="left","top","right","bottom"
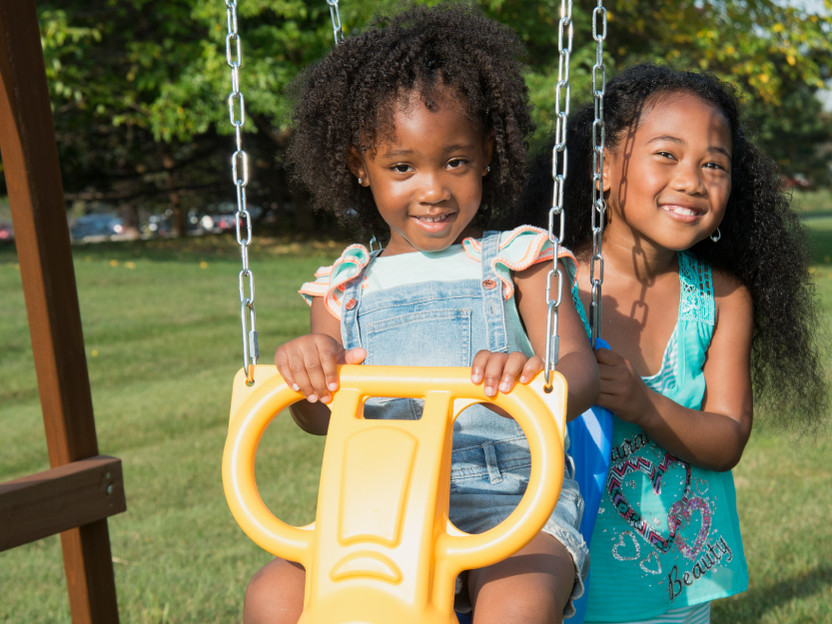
{"left": 203, "top": 213, "right": 239, "bottom": 233}
{"left": 70, "top": 213, "right": 124, "bottom": 241}
{"left": 201, "top": 201, "right": 263, "bottom": 234}
{"left": 780, "top": 174, "right": 811, "bottom": 189}
{"left": 145, "top": 213, "right": 172, "bottom": 237}
{"left": 143, "top": 210, "right": 214, "bottom": 237}
{"left": 0, "top": 221, "right": 13, "bottom": 242}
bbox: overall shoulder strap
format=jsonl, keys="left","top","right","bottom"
{"left": 480, "top": 231, "right": 508, "bottom": 352}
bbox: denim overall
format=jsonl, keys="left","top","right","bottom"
{"left": 339, "top": 231, "right": 587, "bottom": 606}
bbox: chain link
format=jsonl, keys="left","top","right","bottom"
{"left": 225, "top": 1, "right": 348, "bottom": 383}
{"left": 326, "top": 0, "right": 345, "bottom": 44}
{"left": 544, "top": 0, "right": 573, "bottom": 390}
{"left": 226, "top": 0, "right": 258, "bottom": 384}
{"left": 224, "top": 0, "right": 596, "bottom": 384}
{"left": 590, "top": 0, "right": 607, "bottom": 346}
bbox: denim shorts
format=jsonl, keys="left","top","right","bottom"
{"left": 449, "top": 433, "right": 588, "bottom": 618}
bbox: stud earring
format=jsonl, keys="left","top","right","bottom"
{"left": 357, "top": 177, "right": 363, "bottom": 185}
{"left": 710, "top": 228, "right": 721, "bottom": 243}
{"left": 486, "top": 165, "right": 491, "bottom": 173}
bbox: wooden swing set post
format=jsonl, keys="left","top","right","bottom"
{"left": 0, "top": 1, "right": 126, "bottom": 622}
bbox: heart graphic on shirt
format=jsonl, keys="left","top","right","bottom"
{"left": 607, "top": 453, "right": 693, "bottom": 554}
{"left": 611, "top": 531, "right": 640, "bottom": 561}
{"left": 668, "top": 496, "right": 712, "bottom": 560}
{"left": 639, "top": 551, "right": 662, "bottom": 575}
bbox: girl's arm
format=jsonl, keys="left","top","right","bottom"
{"left": 514, "top": 260, "right": 600, "bottom": 420}
{"left": 598, "top": 271, "right": 753, "bottom": 471}
{"left": 275, "top": 297, "right": 366, "bottom": 435}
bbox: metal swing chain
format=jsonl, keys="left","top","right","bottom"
{"left": 226, "top": 0, "right": 259, "bottom": 384}
{"left": 328, "top": 0, "right": 383, "bottom": 256}
{"left": 326, "top": 0, "right": 346, "bottom": 44}
{"left": 590, "top": 0, "right": 607, "bottom": 346}
{"left": 225, "top": 2, "right": 347, "bottom": 383}
{"left": 544, "top": 0, "right": 573, "bottom": 390}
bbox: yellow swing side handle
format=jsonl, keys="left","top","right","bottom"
{"left": 223, "top": 364, "right": 567, "bottom": 624}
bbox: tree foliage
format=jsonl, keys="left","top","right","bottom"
{"left": 21, "top": 0, "right": 832, "bottom": 235}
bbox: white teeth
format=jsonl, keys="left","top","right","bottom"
{"left": 419, "top": 214, "right": 446, "bottom": 222}
{"left": 665, "top": 205, "right": 697, "bottom": 217}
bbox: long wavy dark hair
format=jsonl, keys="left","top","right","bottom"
{"left": 287, "top": 1, "right": 533, "bottom": 239}
{"left": 519, "top": 63, "right": 827, "bottom": 428}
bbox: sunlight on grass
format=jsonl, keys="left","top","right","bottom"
{"left": 1, "top": 221, "right": 830, "bottom": 622}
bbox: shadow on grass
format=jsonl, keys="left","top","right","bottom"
{"left": 714, "top": 563, "right": 832, "bottom": 621}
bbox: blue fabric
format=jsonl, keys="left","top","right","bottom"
{"left": 567, "top": 337, "right": 614, "bottom": 624}
{"left": 570, "top": 337, "right": 615, "bottom": 540}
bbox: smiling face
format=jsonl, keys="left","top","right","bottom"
{"left": 603, "top": 91, "right": 733, "bottom": 255}
{"left": 348, "top": 88, "right": 492, "bottom": 256}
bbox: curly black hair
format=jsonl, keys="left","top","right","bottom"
{"left": 519, "top": 63, "right": 828, "bottom": 429}
{"left": 287, "top": 1, "right": 534, "bottom": 238}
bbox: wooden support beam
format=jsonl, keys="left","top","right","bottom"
{"left": 0, "top": 456, "right": 127, "bottom": 552}
{"left": 0, "top": 2, "right": 125, "bottom": 621}
{"left": 0, "top": 0, "right": 97, "bottom": 468}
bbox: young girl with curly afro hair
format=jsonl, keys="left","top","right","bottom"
{"left": 243, "top": 3, "right": 601, "bottom": 623}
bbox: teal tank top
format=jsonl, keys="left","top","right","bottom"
{"left": 584, "top": 252, "right": 748, "bottom": 622}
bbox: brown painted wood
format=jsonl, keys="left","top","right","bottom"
{"left": 0, "top": 1, "right": 124, "bottom": 621}
{"left": 0, "top": 0, "right": 96, "bottom": 466}
{"left": 0, "top": 456, "right": 126, "bottom": 552}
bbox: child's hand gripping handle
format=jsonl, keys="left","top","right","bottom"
{"left": 223, "top": 364, "right": 567, "bottom": 624}
{"left": 435, "top": 371, "right": 567, "bottom": 573}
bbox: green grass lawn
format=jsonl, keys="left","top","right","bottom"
{"left": 1, "top": 211, "right": 831, "bottom": 623}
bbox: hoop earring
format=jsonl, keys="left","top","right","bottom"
{"left": 710, "top": 228, "right": 721, "bottom": 243}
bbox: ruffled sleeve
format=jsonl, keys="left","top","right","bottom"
{"left": 461, "top": 225, "right": 578, "bottom": 300}
{"left": 299, "top": 243, "right": 371, "bottom": 319}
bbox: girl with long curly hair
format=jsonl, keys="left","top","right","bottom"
{"left": 521, "top": 62, "right": 827, "bottom": 623}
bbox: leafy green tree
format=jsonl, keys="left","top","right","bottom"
{"left": 37, "top": 0, "right": 344, "bottom": 234}
{"left": 25, "top": 0, "right": 832, "bottom": 237}
{"left": 591, "top": 0, "right": 832, "bottom": 184}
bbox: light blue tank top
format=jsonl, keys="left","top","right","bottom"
{"left": 584, "top": 252, "right": 748, "bottom": 622}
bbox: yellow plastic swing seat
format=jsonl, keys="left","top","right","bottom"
{"left": 223, "top": 364, "right": 567, "bottom": 624}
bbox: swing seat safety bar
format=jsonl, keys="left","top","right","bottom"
{"left": 224, "top": 364, "right": 567, "bottom": 624}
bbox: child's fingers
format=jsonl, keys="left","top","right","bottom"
{"left": 300, "top": 347, "right": 366, "bottom": 404}
{"left": 275, "top": 336, "right": 340, "bottom": 404}
{"left": 497, "top": 351, "right": 533, "bottom": 394}
{"left": 304, "top": 344, "right": 340, "bottom": 404}
{"left": 594, "top": 346, "right": 619, "bottom": 366}
{"left": 471, "top": 350, "right": 529, "bottom": 397}
{"left": 471, "top": 350, "right": 504, "bottom": 395}
{"left": 282, "top": 350, "right": 327, "bottom": 403}
{"left": 307, "top": 347, "right": 366, "bottom": 405}
{"left": 518, "top": 354, "right": 544, "bottom": 384}
{"left": 275, "top": 345, "right": 302, "bottom": 393}
{"left": 341, "top": 347, "right": 367, "bottom": 365}
{"left": 470, "top": 350, "right": 490, "bottom": 385}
